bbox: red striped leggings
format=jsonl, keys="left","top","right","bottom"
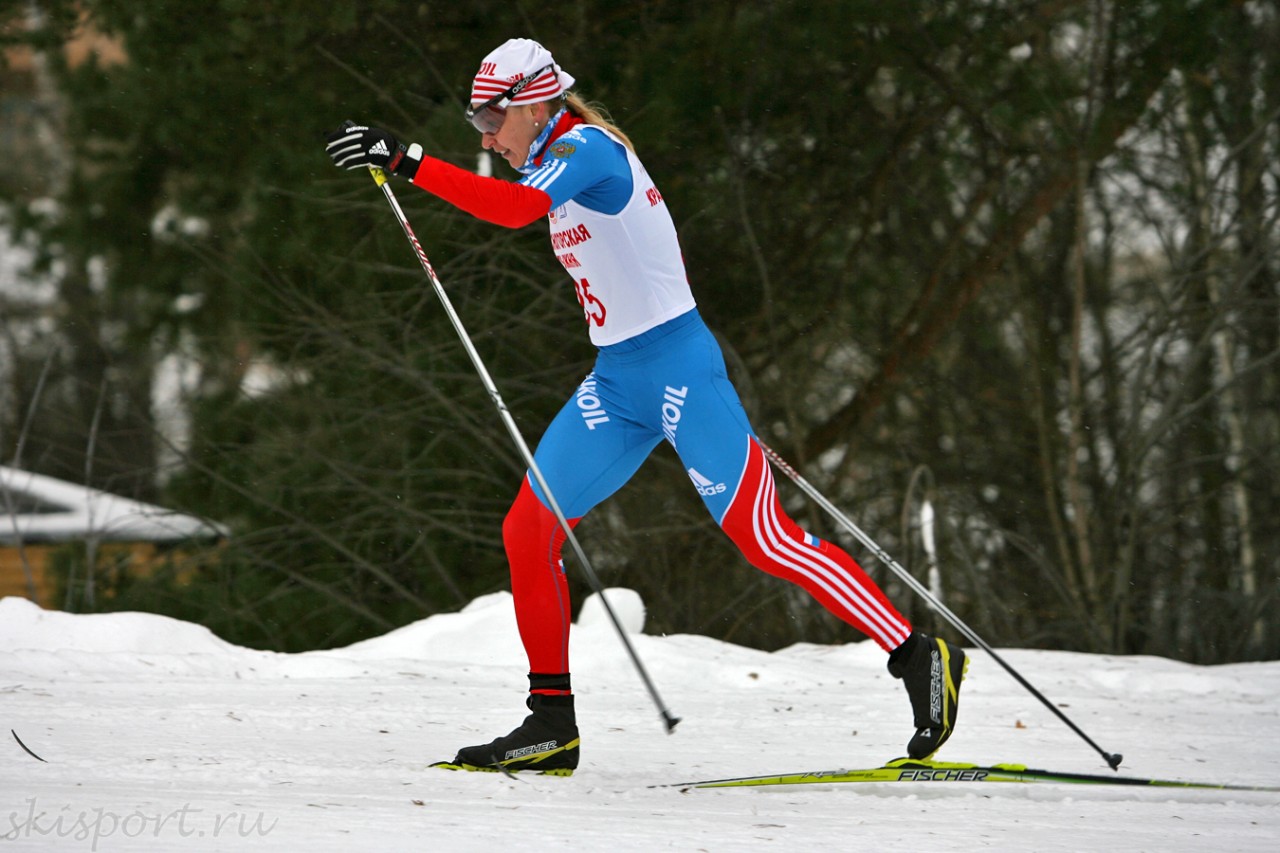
{"left": 504, "top": 437, "right": 912, "bottom": 675}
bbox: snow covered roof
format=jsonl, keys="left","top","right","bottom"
{"left": 0, "top": 465, "right": 227, "bottom": 545}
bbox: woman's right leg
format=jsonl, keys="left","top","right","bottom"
{"left": 503, "top": 369, "right": 661, "bottom": 680}
{"left": 447, "top": 369, "right": 659, "bottom": 773}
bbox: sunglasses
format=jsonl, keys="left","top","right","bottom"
{"left": 464, "top": 64, "right": 555, "bottom": 134}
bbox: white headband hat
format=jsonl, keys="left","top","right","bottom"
{"left": 469, "top": 38, "right": 576, "bottom": 106}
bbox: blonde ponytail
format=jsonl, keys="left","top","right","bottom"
{"left": 564, "top": 92, "right": 636, "bottom": 153}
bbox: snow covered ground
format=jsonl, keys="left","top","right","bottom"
{"left": 1, "top": 589, "right": 1277, "bottom": 852}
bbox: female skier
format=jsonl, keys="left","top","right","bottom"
{"left": 326, "top": 38, "right": 965, "bottom": 775}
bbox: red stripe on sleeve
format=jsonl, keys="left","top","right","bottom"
{"left": 411, "top": 156, "right": 551, "bottom": 229}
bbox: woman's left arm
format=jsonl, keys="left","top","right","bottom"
{"left": 411, "top": 157, "right": 553, "bottom": 228}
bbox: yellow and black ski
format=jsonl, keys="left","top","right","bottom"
{"left": 663, "top": 758, "right": 1280, "bottom": 792}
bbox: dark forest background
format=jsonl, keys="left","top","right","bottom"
{"left": 2, "top": 1, "right": 1277, "bottom": 663}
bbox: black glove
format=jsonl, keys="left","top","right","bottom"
{"left": 325, "top": 121, "right": 422, "bottom": 179}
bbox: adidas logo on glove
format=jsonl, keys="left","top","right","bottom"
{"left": 369, "top": 140, "right": 390, "bottom": 157}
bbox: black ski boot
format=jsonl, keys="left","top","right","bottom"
{"left": 438, "top": 693, "right": 580, "bottom": 776}
{"left": 887, "top": 632, "right": 967, "bottom": 760}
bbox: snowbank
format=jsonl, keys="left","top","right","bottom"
{"left": 0, "top": 590, "right": 1277, "bottom": 852}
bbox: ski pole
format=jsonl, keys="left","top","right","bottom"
{"left": 757, "top": 440, "right": 1123, "bottom": 770}
{"left": 363, "top": 164, "right": 680, "bottom": 734}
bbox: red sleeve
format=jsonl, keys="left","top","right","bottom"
{"left": 410, "top": 156, "right": 551, "bottom": 229}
